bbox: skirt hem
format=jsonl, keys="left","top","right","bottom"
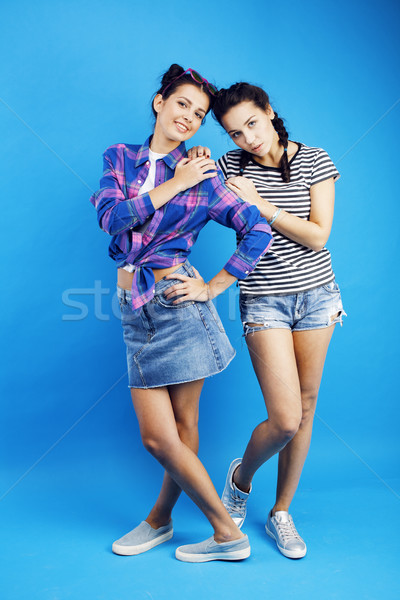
{"left": 127, "top": 350, "right": 236, "bottom": 390}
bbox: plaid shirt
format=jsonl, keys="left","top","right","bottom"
{"left": 90, "top": 137, "right": 273, "bottom": 310}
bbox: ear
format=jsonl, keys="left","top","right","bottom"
{"left": 153, "top": 93, "right": 164, "bottom": 115}
{"left": 266, "top": 105, "right": 275, "bottom": 120}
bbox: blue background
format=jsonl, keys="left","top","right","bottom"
{"left": 1, "top": 1, "right": 399, "bottom": 598}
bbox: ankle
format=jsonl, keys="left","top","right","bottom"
{"left": 271, "top": 505, "right": 290, "bottom": 516}
{"left": 214, "top": 527, "right": 244, "bottom": 544}
{"left": 146, "top": 512, "right": 171, "bottom": 529}
{"left": 233, "top": 465, "right": 251, "bottom": 494}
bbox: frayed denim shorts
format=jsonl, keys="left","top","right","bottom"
{"left": 117, "top": 261, "right": 235, "bottom": 389}
{"left": 240, "top": 279, "right": 346, "bottom": 336}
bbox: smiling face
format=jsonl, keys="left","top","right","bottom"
{"left": 152, "top": 83, "right": 210, "bottom": 153}
{"left": 221, "top": 100, "right": 279, "bottom": 157}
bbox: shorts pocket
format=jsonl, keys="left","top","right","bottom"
{"left": 322, "top": 280, "right": 340, "bottom": 294}
{"left": 240, "top": 294, "right": 265, "bottom": 306}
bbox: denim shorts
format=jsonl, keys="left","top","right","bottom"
{"left": 240, "top": 280, "right": 346, "bottom": 335}
{"left": 117, "top": 261, "right": 235, "bottom": 389}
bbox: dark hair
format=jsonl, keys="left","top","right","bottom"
{"left": 213, "top": 82, "right": 290, "bottom": 182}
{"left": 151, "top": 63, "right": 216, "bottom": 119}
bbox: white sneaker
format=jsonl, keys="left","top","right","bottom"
{"left": 175, "top": 535, "right": 251, "bottom": 563}
{"left": 112, "top": 520, "right": 173, "bottom": 556}
{"left": 265, "top": 510, "right": 306, "bottom": 559}
{"left": 221, "top": 458, "right": 251, "bottom": 529}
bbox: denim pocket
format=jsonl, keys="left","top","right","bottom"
{"left": 204, "top": 300, "right": 225, "bottom": 333}
{"left": 240, "top": 294, "right": 265, "bottom": 306}
{"left": 117, "top": 287, "right": 132, "bottom": 309}
{"left": 154, "top": 294, "right": 194, "bottom": 310}
{"left": 322, "top": 280, "right": 340, "bottom": 294}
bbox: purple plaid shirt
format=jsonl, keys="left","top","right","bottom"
{"left": 90, "top": 137, "right": 273, "bottom": 310}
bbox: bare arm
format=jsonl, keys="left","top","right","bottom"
{"left": 226, "top": 176, "right": 335, "bottom": 252}
{"left": 188, "top": 145, "right": 335, "bottom": 252}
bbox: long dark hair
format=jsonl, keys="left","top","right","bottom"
{"left": 151, "top": 64, "right": 216, "bottom": 119}
{"left": 213, "top": 82, "right": 290, "bottom": 182}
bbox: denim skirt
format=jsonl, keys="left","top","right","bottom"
{"left": 117, "top": 261, "right": 235, "bottom": 389}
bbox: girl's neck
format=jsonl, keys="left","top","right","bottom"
{"left": 254, "top": 137, "right": 296, "bottom": 168}
{"left": 150, "top": 126, "right": 180, "bottom": 154}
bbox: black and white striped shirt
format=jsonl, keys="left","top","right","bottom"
{"left": 217, "top": 143, "right": 340, "bottom": 296}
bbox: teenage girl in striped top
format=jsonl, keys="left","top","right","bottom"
{"left": 187, "top": 82, "right": 346, "bottom": 559}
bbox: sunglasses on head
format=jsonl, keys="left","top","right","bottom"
{"left": 162, "top": 68, "right": 218, "bottom": 97}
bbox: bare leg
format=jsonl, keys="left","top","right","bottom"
{"left": 272, "top": 325, "right": 335, "bottom": 513}
{"left": 234, "top": 329, "right": 302, "bottom": 493}
{"left": 145, "top": 379, "right": 202, "bottom": 528}
{"left": 132, "top": 384, "right": 243, "bottom": 542}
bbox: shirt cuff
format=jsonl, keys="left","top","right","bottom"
{"left": 128, "top": 192, "right": 155, "bottom": 224}
{"left": 224, "top": 254, "right": 254, "bottom": 279}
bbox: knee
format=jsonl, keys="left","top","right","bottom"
{"left": 300, "top": 391, "right": 319, "bottom": 428}
{"left": 271, "top": 414, "right": 301, "bottom": 442}
{"left": 176, "top": 414, "right": 199, "bottom": 441}
{"left": 141, "top": 431, "right": 178, "bottom": 462}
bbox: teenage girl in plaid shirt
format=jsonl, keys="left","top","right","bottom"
{"left": 91, "top": 65, "right": 273, "bottom": 562}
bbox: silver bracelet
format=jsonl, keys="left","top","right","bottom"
{"left": 268, "top": 208, "right": 282, "bottom": 226}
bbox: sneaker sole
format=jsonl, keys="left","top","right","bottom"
{"left": 175, "top": 546, "right": 251, "bottom": 563}
{"left": 265, "top": 524, "right": 307, "bottom": 559}
{"left": 112, "top": 530, "right": 173, "bottom": 556}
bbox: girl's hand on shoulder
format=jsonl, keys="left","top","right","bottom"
{"left": 174, "top": 157, "right": 218, "bottom": 192}
{"left": 226, "top": 176, "right": 261, "bottom": 206}
{"left": 187, "top": 146, "right": 211, "bottom": 160}
{"left": 164, "top": 267, "right": 209, "bottom": 303}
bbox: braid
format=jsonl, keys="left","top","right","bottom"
{"left": 239, "top": 150, "right": 251, "bottom": 175}
{"left": 272, "top": 112, "right": 290, "bottom": 183}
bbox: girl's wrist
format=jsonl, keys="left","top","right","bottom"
{"left": 206, "top": 282, "right": 215, "bottom": 301}
{"left": 268, "top": 207, "right": 282, "bottom": 226}
{"left": 264, "top": 202, "right": 276, "bottom": 221}
{"left": 171, "top": 174, "right": 187, "bottom": 194}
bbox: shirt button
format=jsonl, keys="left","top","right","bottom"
{"left": 138, "top": 180, "right": 142, "bottom": 184}
{"left": 245, "top": 270, "right": 249, "bottom": 274}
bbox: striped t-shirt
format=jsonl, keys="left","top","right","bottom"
{"left": 217, "top": 143, "right": 340, "bottom": 296}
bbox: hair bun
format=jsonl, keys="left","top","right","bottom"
{"left": 161, "top": 64, "right": 185, "bottom": 87}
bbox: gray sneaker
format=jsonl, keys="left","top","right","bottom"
{"left": 221, "top": 458, "right": 251, "bottom": 528}
{"left": 265, "top": 510, "right": 307, "bottom": 559}
{"left": 112, "top": 520, "right": 173, "bottom": 556}
{"left": 175, "top": 535, "right": 250, "bottom": 563}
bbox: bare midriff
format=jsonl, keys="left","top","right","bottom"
{"left": 117, "top": 264, "right": 184, "bottom": 291}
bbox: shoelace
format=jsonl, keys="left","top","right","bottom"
{"left": 275, "top": 516, "right": 302, "bottom": 542}
{"left": 227, "top": 491, "right": 247, "bottom": 515}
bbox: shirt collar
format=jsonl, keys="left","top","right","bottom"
{"left": 135, "top": 136, "right": 186, "bottom": 169}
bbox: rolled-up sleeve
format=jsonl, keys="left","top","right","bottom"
{"left": 90, "top": 148, "right": 155, "bottom": 236}
{"left": 207, "top": 172, "right": 273, "bottom": 279}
